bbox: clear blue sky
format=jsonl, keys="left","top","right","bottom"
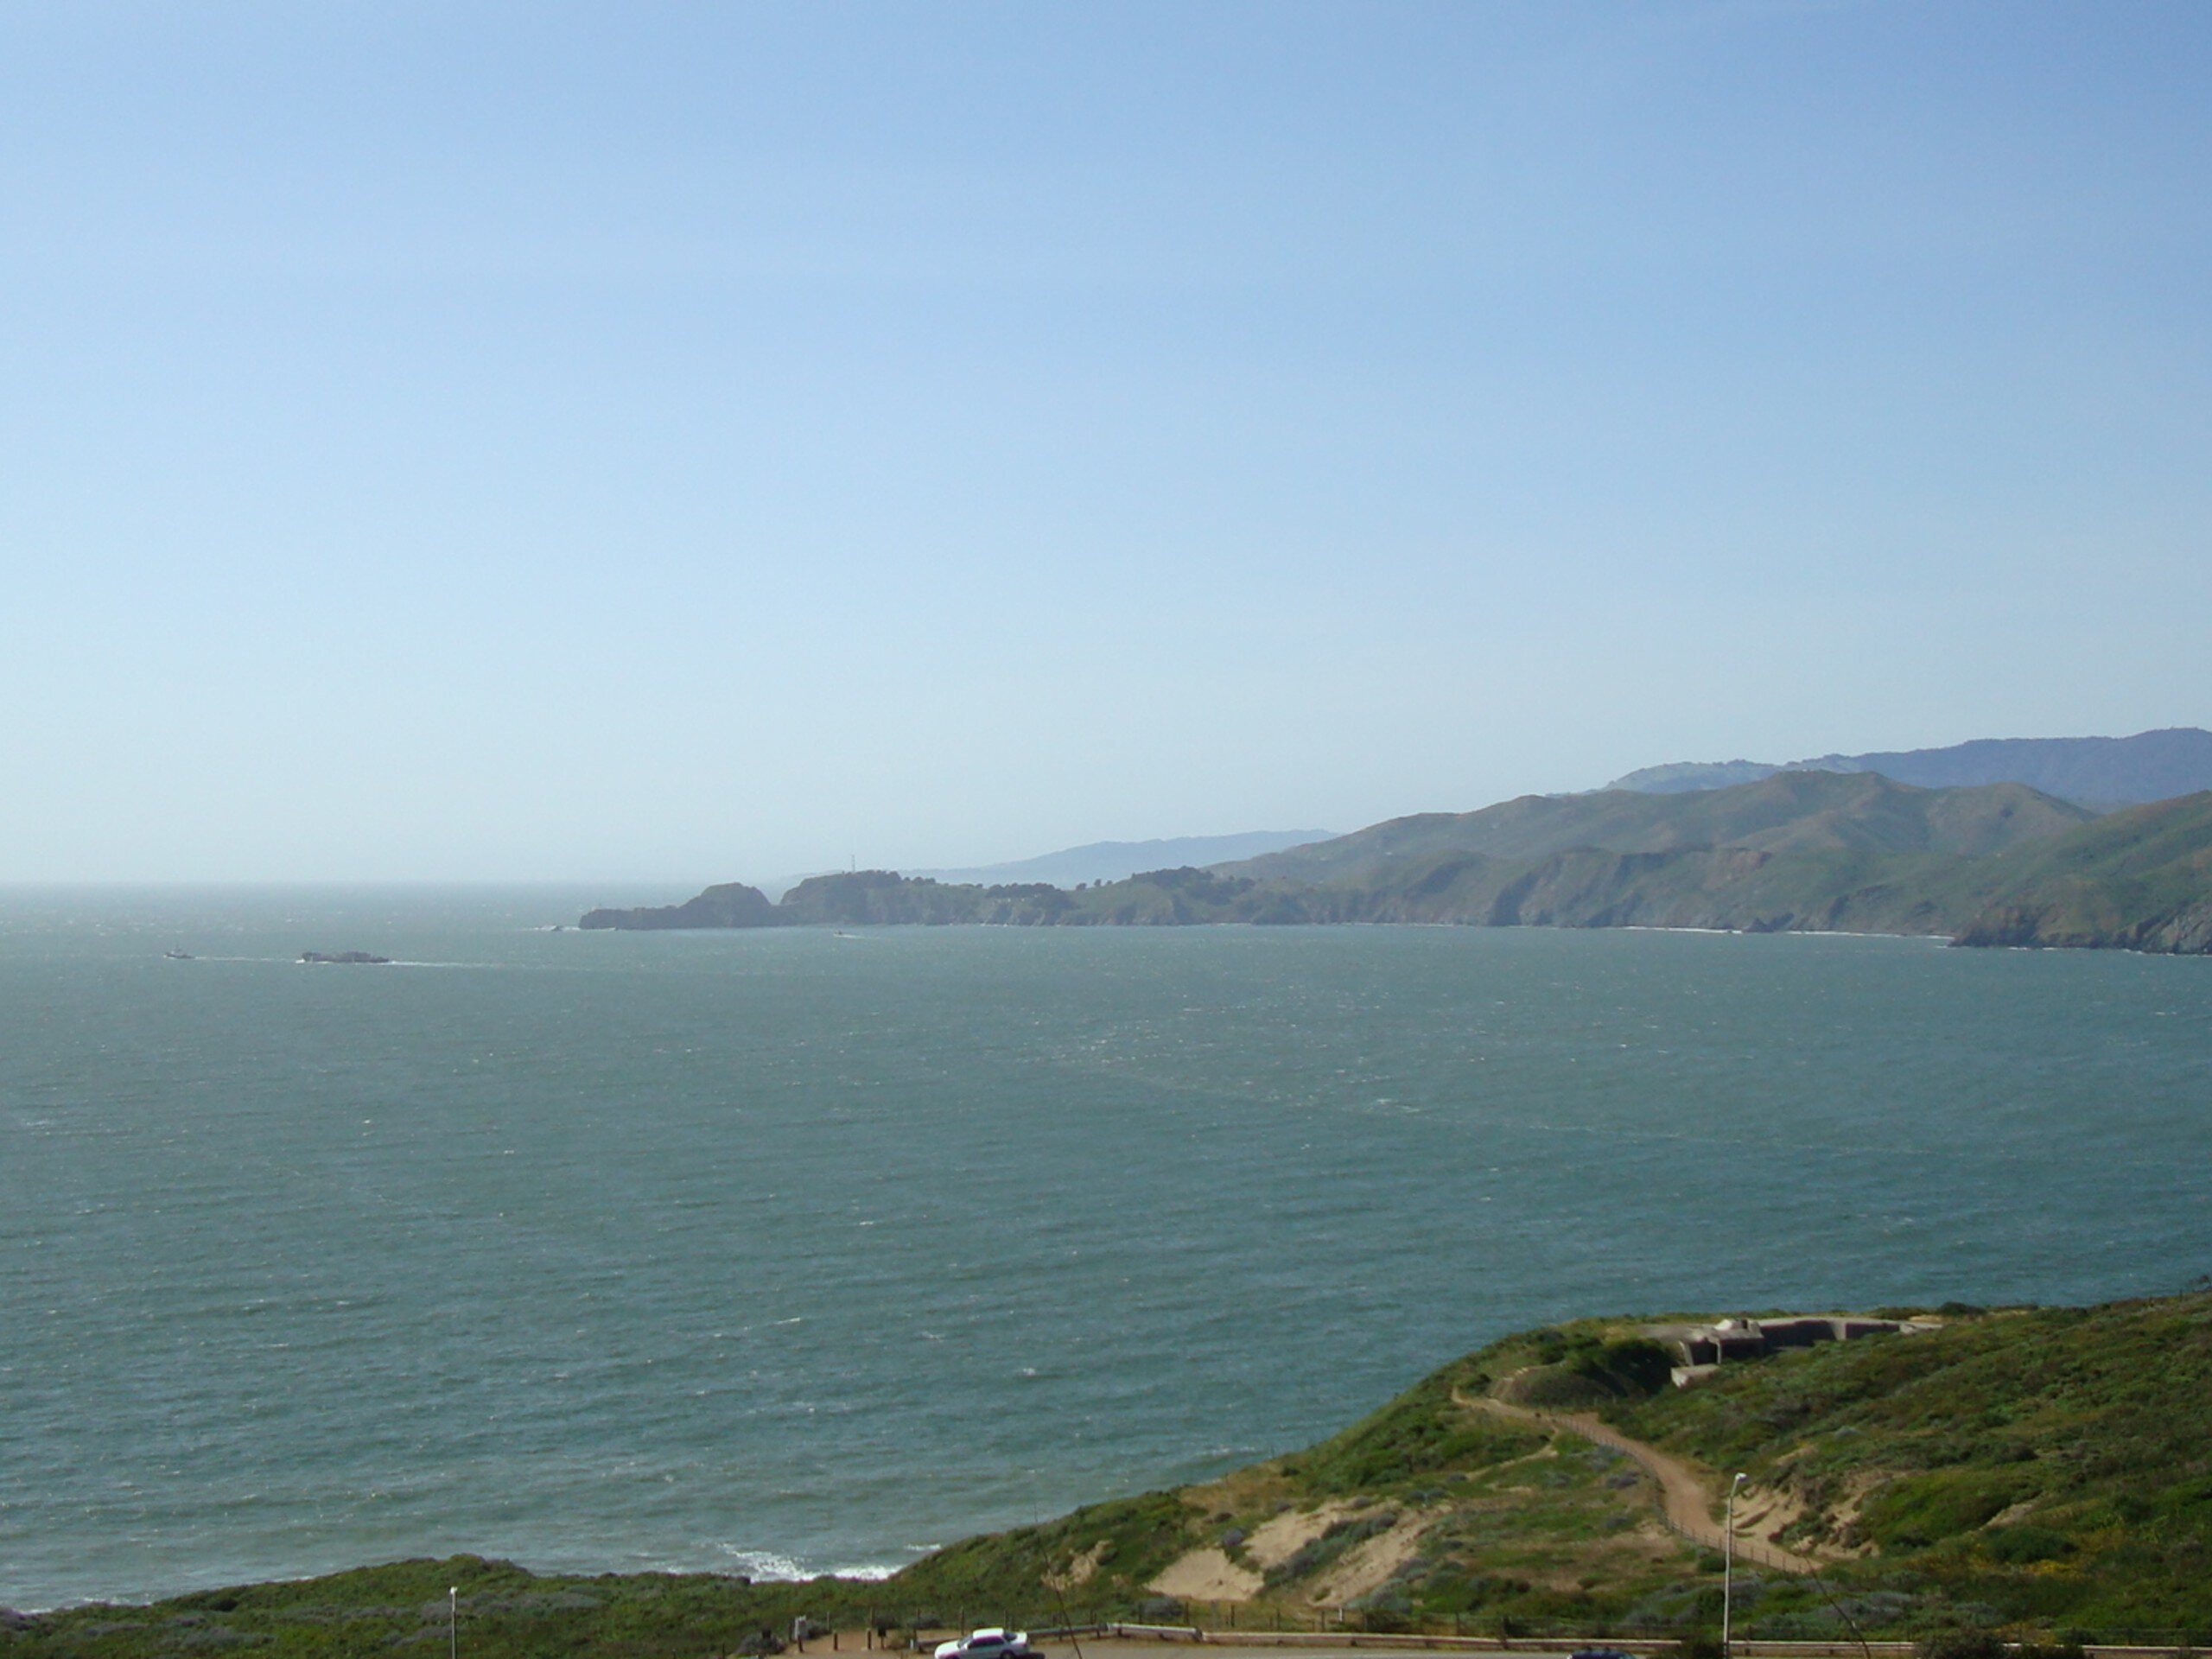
{"left": 3, "top": 2, "right": 2207, "bottom": 884}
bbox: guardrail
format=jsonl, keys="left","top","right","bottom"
{"left": 855, "top": 1614, "right": 2210, "bottom": 1655}
{"left": 1093, "top": 1626, "right": 1905, "bottom": 1653}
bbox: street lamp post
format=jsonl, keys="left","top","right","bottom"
{"left": 448, "top": 1587, "right": 457, "bottom": 1659}
{"left": 1722, "top": 1473, "right": 1747, "bottom": 1659}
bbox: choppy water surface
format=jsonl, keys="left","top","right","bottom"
{"left": 3, "top": 888, "right": 2209, "bottom": 1609}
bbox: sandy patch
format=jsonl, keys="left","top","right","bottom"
{"left": 1241, "top": 1502, "right": 1358, "bottom": 1571}
{"left": 1732, "top": 1483, "right": 1811, "bottom": 1553}
{"left": 1826, "top": 1469, "right": 1891, "bottom": 1554}
{"left": 1147, "top": 1548, "right": 1262, "bottom": 1602}
{"left": 1308, "top": 1512, "right": 1436, "bottom": 1607}
{"left": 1046, "top": 1539, "right": 1110, "bottom": 1592}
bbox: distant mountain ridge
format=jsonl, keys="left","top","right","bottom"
{"left": 907, "top": 830, "right": 1333, "bottom": 889}
{"left": 760, "top": 830, "right": 1332, "bottom": 899}
{"left": 1607, "top": 727, "right": 2212, "bottom": 804}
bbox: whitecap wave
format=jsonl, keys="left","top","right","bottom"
{"left": 718, "top": 1547, "right": 810, "bottom": 1580}
{"left": 717, "top": 1545, "right": 908, "bottom": 1582}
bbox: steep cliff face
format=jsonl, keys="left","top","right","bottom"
{"left": 1948, "top": 791, "right": 2212, "bottom": 954}
{"left": 1955, "top": 899, "right": 2212, "bottom": 954}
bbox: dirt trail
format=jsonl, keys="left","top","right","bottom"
{"left": 1462, "top": 1393, "right": 1827, "bottom": 1574}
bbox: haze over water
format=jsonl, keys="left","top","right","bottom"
{"left": 4, "top": 888, "right": 2208, "bottom": 1611}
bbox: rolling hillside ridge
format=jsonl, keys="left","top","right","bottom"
{"left": 1609, "top": 728, "right": 2212, "bottom": 804}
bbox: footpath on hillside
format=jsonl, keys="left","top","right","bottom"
{"left": 1460, "top": 1393, "right": 1827, "bottom": 1575}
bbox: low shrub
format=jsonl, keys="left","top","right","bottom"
{"left": 1983, "top": 1525, "right": 2074, "bottom": 1565}
{"left": 1915, "top": 1629, "right": 2005, "bottom": 1659}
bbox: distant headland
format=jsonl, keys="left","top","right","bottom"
{"left": 582, "top": 764, "right": 2212, "bottom": 955}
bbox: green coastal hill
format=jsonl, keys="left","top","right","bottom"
{"left": 16, "top": 1291, "right": 2212, "bottom": 1657}
{"left": 579, "top": 777, "right": 2212, "bottom": 953}
{"left": 898, "top": 1291, "right": 2212, "bottom": 1642}
{"left": 1948, "top": 790, "right": 2212, "bottom": 952}
{"left": 1215, "top": 772, "right": 2099, "bottom": 885}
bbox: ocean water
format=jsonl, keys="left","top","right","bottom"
{"left": 3, "top": 888, "right": 2209, "bottom": 1611}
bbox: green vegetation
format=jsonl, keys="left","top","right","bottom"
{"left": 0, "top": 1556, "right": 861, "bottom": 1659}
{"left": 1221, "top": 771, "right": 2099, "bottom": 884}
{"left": 1605, "top": 1296, "right": 2212, "bottom": 1636}
{"left": 16, "top": 1293, "right": 2212, "bottom": 1656}
{"left": 1949, "top": 791, "right": 2212, "bottom": 951}
{"left": 1495, "top": 1333, "right": 1678, "bottom": 1408}
{"left": 580, "top": 880, "right": 776, "bottom": 930}
{"left": 578, "top": 776, "right": 2212, "bottom": 953}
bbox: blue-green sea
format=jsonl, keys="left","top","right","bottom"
{"left": 4, "top": 887, "right": 2209, "bottom": 1611}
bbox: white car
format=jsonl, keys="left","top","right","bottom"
{"left": 934, "top": 1630, "right": 1032, "bottom": 1659}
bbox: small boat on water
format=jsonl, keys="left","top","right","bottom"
{"left": 163, "top": 949, "right": 194, "bottom": 960}
{"left": 300, "top": 950, "right": 393, "bottom": 965}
